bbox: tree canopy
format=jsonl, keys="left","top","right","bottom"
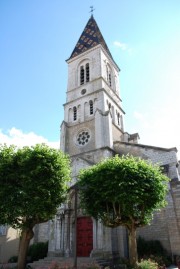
{"left": 78, "top": 155, "right": 169, "bottom": 265}
{"left": 0, "top": 143, "right": 71, "bottom": 269}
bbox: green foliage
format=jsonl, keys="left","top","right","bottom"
{"left": 78, "top": 155, "right": 169, "bottom": 229}
{"left": 0, "top": 143, "right": 71, "bottom": 268}
{"left": 137, "top": 237, "right": 171, "bottom": 266}
{"left": 0, "top": 143, "right": 71, "bottom": 229}
{"left": 78, "top": 155, "right": 169, "bottom": 265}
{"left": 27, "top": 241, "right": 48, "bottom": 261}
{"left": 136, "top": 259, "right": 158, "bottom": 269}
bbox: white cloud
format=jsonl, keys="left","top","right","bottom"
{"left": 113, "top": 41, "right": 133, "bottom": 55}
{"left": 113, "top": 41, "right": 128, "bottom": 50}
{"left": 0, "top": 127, "right": 59, "bottom": 149}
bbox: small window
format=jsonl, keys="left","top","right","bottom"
{"left": 106, "top": 64, "right": 112, "bottom": 87}
{"left": 117, "top": 113, "right": 120, "bottom": 126}
{"left": 73, "top": 107, "right": 77, "bottom": 121}
{"left": 161, "top": 165, "right": 169, "bottom": 176}
{"left": 109, "top": 73, "right": 112, "bottom": 87}
{"left": 86, "top": 63, "right": 89, "bottom": 82}
{"left": 89, "top": 100, "right": 93, "bottom": 115}
{"left": 80, "top": 66, "right": 84, "bottom": 85}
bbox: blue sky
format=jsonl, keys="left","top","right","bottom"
{"left": 0, "top": 1, "right": 180, "bottom": 157}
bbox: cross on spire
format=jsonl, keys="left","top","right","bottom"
{"left": 90, "top": 6, "right": 95, "bottom": 16}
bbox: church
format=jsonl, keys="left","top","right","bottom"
{"left": 1, "top": 14, "right": 180, "bottom": 263}
{"left": 44, "top": 15, "right": 180, "bottom": 259}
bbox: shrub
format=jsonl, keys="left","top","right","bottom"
{"left": 137, "top": 259, "right": 158, "bottom": 269}
{"left": 137, "top": 237, "right": 171, "bottom": 266}
{"left": 27, "top": 241, "right": 48, "bottom": 262}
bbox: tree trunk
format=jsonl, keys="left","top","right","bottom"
{"left": 127, "top": 225, "right": 138, "bottom": 266}
{"left": 17, "top": 228, "right": 34, "bottom": 269}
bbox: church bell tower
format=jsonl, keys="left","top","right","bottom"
{"left": 58, "top": 15, "right": 128, "bottom": 257}
{"left": 60, "top": 15, "right": 125, "bottom": 161}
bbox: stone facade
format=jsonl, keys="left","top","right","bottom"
{"left": 0, "top": 226, "right": 19, "bottom": 263}
{"left": 37, "top": 15, "right": 180, "bottom": 260}
{"left": 136, "top": 180, "right": 180, "bottom": 257}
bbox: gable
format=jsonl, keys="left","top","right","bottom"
{"left": 71, "top": 156, "right": 93, "bottom": 178}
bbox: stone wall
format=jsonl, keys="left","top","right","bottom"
{"left": 0, "top": 227, "right": 19, "bottom": 263}
{"left": 137, "top": 181, "right": 180, "bottom": 257}
{"left": 33, "top": 222, "right": 49, "bottom": 243}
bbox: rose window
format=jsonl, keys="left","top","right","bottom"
{"left": 77, "top": 131, "right": 90, "bottom": 146}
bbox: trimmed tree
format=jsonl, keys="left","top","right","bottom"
{"left": 78, "top": 155, "right": 169, "bottom": 266}
{"left": 0, "top": 143, "right": 71, "bottom": 269}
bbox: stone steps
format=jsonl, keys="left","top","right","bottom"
{"left": 27, "top": 256, "right": 127, "bottom": 269}
{"left": 28, "top": 257, "right": 101, "bottom": 269}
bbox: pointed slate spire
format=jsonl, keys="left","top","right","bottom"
{"left": 68, "top": 15, "right": 114, "bottom": 61}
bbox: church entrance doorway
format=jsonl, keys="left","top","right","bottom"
{"left": 77, "top": 217, "right": 93, "bottom": 257}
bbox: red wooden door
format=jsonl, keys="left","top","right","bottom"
{"left": 77, "top": 217, "right": 93, "bottom": 257}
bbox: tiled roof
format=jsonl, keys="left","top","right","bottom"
{"left": 68, "top": 15, "right": 114, "bottom": 61}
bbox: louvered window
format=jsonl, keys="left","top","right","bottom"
{"left": 89, "top": 100, "right": 93, "bottom": 115}
{"left": 106, "top": 64, "right": 112, "bottom": 87}
{"left": 73, "top": 107, "right": 77, "bottom": 121}
{"left": 80, "top": 63, "right": 90, "bottom": 85}
{"left": 86, "top": 63, "right": 89, "bottom": 82}
{"left": 109, "top": 73, "right": 112, "bottom": 87}
{"left": 80, "top": 66, "right": 84, "bottom": 85}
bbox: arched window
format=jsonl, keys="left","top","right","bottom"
{"left": 109, "top": 73, "right": 112, "bottom": 87}
{"left": 86, "top": 63, "right": 89, "bottom": 82}
{"left": 79, "top": 61, "right": 90, "bottom": 85}
{"left": 117, "top": 113, "right": 120, "bottom": 126}
{"left": 73, "top": 106, "right": 77, "bottom": 121}
{"left": 89, "top": 100, "right": 93, "bottom": 115}
{"left": 106, "top": 64, "right": 112, "bottom": 87}
{"left": 68, "top": 108, "right": 72, "bottom": 122}
{"left": 80, "top": 66, "right": 84, "bottom": 85}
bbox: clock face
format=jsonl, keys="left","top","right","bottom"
{"left": 76, "top": 129, "right": 91, "bottom": 146}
